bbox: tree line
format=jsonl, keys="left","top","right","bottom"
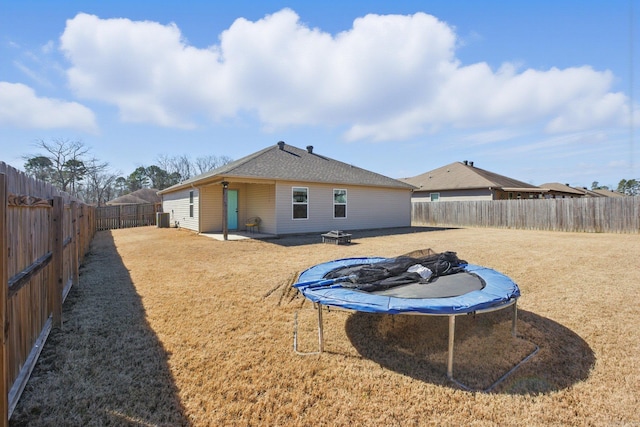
{"left": 18, "top": 138, "right": 640, "bottom": 206}
{"left": 22, "top": 138, "right": 233, "bottom": 206}
{"left": 591, "top": 180, "right": 639, "bottom": 196}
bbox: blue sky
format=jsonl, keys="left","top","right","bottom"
{"left": 1, "top": 0, "right": 638, "bottom": 188}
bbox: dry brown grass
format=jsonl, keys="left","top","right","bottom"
{"left": 10, "top": 226, "right": 640, "bottom": 426}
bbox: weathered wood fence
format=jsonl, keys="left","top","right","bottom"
{"left": 0, "top": 162, "right": 96, "bottom": 425}
{"left": 95, "top": 203, "right": 160, "bottom": 230}
{"left": 412, "top": 197, "right": 640, "bottom": 233}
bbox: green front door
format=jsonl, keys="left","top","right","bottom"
{"left": 227, "top": 190, "right": 238, "bottom": 230}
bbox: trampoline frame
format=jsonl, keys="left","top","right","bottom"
{"left": 293, "top": 258, "right": 539, "bottom": 392}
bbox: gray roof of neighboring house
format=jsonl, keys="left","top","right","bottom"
{"left": 159, "top": 142, "right": 415, "bottom": 194}
{"left": 400, "top": 161, "right": 542, "bottom": 192}
{"left": 538, "top": 182, "right": 586, "bottom": 196}
{"left": 571, "top": 187, "right": 626, "bottom": 198}
{"left": 590, "top": 189, "right": 626, "bottom": 197}
{"left": 107, "top": 188, "right": 161, "bottom": 205}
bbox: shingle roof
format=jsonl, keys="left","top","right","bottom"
{"left": 159, "top": 142, "right": 414, "bottom": 194}
{"left": 538, "top": 182, "right": 586, "bottom": 196}
{"left": 400, "top": 161, "right": 541, "bottom": 192}
{"left": 591, "top": 189, "right": 626, "bottom": 197}
{"left": 107, "top": 188, "right": 161, "bottom": 205}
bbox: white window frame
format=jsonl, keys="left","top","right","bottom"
{"left": 189, "top": 190, "right": 194, "bottom": 217}
{"left": 430, "top": 192, "right": 440, "bottom": 202}
{"left": 333, "top": 189, "right": 347, "bottom": 219}
{"left": 292, "top": 187, "right": 308, "bottom": 220}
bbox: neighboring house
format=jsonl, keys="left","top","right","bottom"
{"left": 400, "top": 161, "right": 546, "bottom": 202}
{"left": 531, "top": 183, "right": 627, "bottom": 198}
{"left": 589, "top": 189, "right": 627, "bottom": 197}
{"left": 572, "top": 187, "right": 627, "bottom": 198}
{"left": 157, "top": 141, "right": 415, "bottom": 235}
{"left": 538, "top": 183, "right": 586, "bottom": 198}
{"left": 106, "top": 188, "right": 162, "bottom": 205}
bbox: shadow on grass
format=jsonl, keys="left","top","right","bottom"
{"left": 266, "top": 226, "right": 455, "bottom": 247}
{"left": 345, "top": 307, "right": 594, "bottom": 395}
{"left": 10, "top": 231, "right": 189, "bottom": 426}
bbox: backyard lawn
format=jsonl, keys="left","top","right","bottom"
{"left": 10, "top": 226, "right": 640, "bottom": 426}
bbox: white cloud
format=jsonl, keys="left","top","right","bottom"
{"left": 463, "top": 129, "right": 524, "bottom": 145}
{"left": 59, "top": 9, "right": 632, "bottom": 140}
{"left": 13, "top": 61, "right": 52, "bottom": 88}
{"left": 0, "top": 82, "right": 98, "bottom": 133}
{"left": 41, "top": 40, "right": 56, "bottom": 54}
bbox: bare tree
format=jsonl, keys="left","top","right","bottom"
{"left": 157, "top": 153, "right": 233, "bottom": 181}
{"left": 172, "top": 155, "right": 194, "bottom": 181}
{"left": 23, "top": 138, "right": 90, "bottom": 195}
{"left": 156, "top": 154, "right": 189, "bottom": 181}
{"left": 194, "top": 155, "right": 233, "bottom": 174}
{"left": 83, "top": 159, "right": 118, "bottom": 206}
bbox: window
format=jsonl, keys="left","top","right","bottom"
{"left": 333, "top": 189, "right": 347, "bottom": 218}
{"left": 292, "top": 187, "right": 308, "bottom": 219}
{"left": 430, "top": 193, "right": 440, "bottom": 202}
{"left": 189, "top": 190, "right": 194, "bottom": 217}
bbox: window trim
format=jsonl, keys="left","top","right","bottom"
{"left": 333, "top": 188, "right": 347, "bottom": 219}
{"left": 430, "top": 192, "right": 440, "bottom": 202}
{"left": 189, "top": 190, "right": 194, "bottom": 218}
{"left": 292, "top": 187, "right": 309, "bottom": 220}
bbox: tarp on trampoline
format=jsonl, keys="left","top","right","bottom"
{"left": 295, "top": 257, "right": 520, "bottom": 315}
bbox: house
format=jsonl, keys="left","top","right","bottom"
{"left": 532, "top": 183, "right": 627, "bottom": 198}
{"left": 589, "top": 188, "right": 627, "bottom": 197}
{"left": 537, "top": 183, "right": 586, "bottom": 199}
{"left": 400, "top": 161, "right": 546, "bottom": 202}
{"left": 106, "top": 188, "right": 162, "bottom": 205}
{"left": 572, "top": 187, "right": 627, "bottom": 198}
{"left": 157, "top": 141, "right": 415, "bottom": 236}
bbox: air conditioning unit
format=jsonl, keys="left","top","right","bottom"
{"left": 156, "top": 212, "right": 170, "bottom": 228}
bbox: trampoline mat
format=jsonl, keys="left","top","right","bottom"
{"left": 368, "top": 271, "right": 485, "bottom": 299}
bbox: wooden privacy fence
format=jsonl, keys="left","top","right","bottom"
{"left": 412, "top": 197, "right": 640, "bottom": 233}
{"left": 95, "top": 203, "right": 160, "bottom": 230}
{"left": 0, "top": 162, "right": 96, "bottom": 425}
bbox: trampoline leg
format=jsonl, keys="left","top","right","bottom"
{"left": 447, "top": 315, "right": 455, "bottom": 379}
{"left": 293, "top": 303, "right": 325, "bottom": 356}
{"left": 512, "top": 301, "right": 518, "bottom": 337}
{"left": 318, "top": 303, "right": 324, "bottom": 353}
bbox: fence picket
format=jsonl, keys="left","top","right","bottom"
{"left": 95, "top": 203, "right": 160, "bottom": 230}
{"left": 412, "top": 197, "right": 640, "bottom": 233}
{"left": 0, "top": 162, "right": 96, "bottom": 423}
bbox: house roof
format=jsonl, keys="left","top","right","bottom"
{"left": 590, "top": 189, "right": 626, "bottom": 197}
{"left": 538, "top": 183, "right": 626, "bottom": 198}
{"left": 106, "top": 188, "right": 161, "bottom": 205}
{"left": 158, "top": 142, "right": 415, "bottom": 194}
{"left": 538, "top": 182, "right": 586, "bottom": 196}
{"left": 400, "top": 161, "right": 543, "bottom": 192}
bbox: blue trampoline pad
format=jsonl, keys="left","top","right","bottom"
{"left": 295, "top": 257, "right": 520, "bottom": 315}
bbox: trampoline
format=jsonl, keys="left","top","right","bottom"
{"left": 293, "top": 256, "right": 538, "bottom": 391}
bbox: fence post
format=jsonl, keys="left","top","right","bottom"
{"left": 71, "top": 202, "right": 79, "bottom": 287}
{"left": 0, "top": 174, "right": 9, "bottom": 426}
{"left": 50, "top": 197, "right": 63, "bottom": 329}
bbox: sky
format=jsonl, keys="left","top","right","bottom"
{"left": 1, "top": 0, "right": 638, "bottom": 189}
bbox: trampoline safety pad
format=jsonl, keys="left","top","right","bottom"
{"left": 293, "top": 256, "right": 539, "bottom": 392}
